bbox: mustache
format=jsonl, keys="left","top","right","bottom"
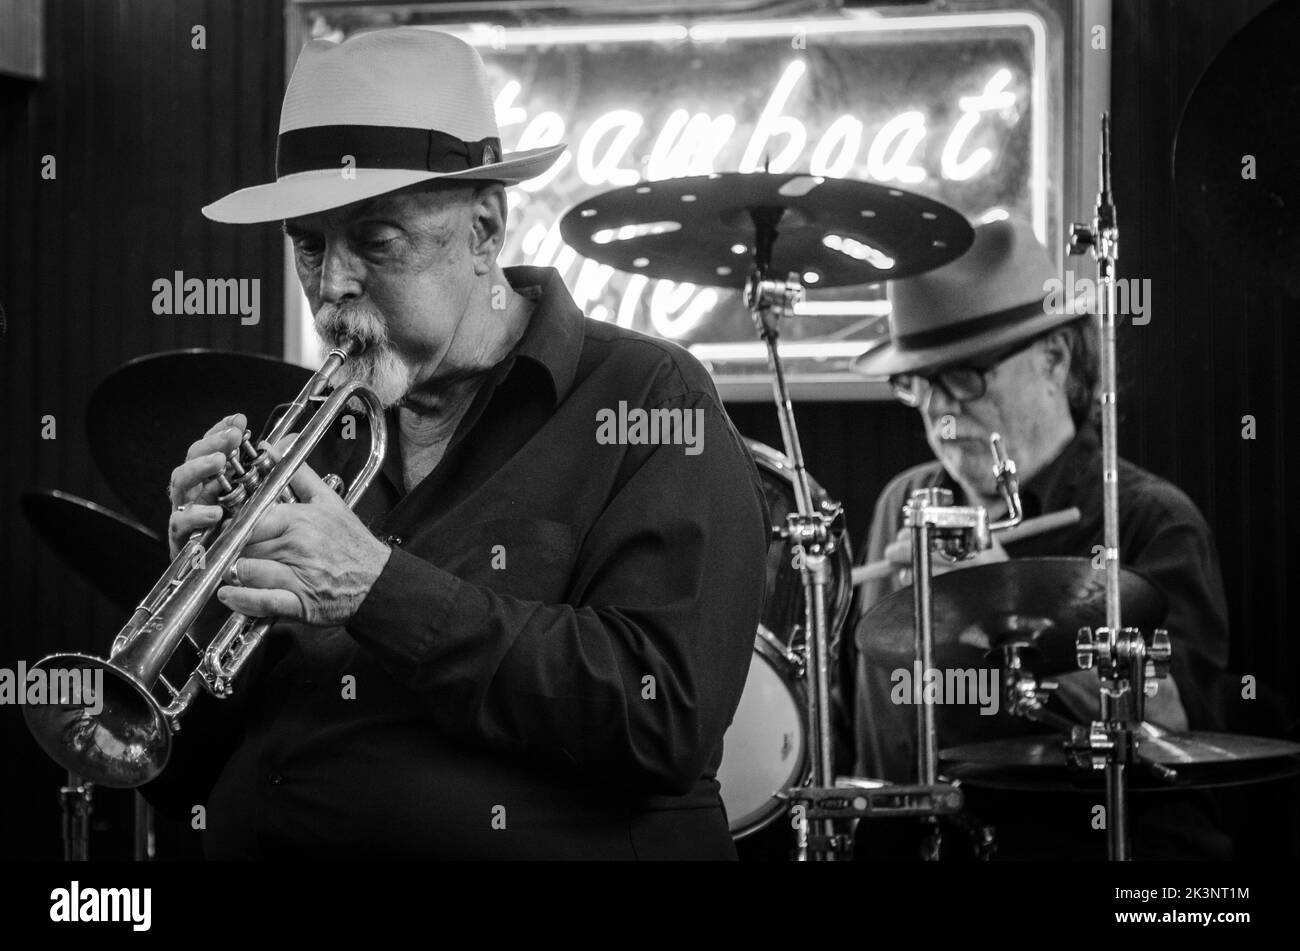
{"left": 314, "top": 300, "right": 387, "bottom": 352}
{"left": 313, "top": 301, "right": 417, "bottom": 408}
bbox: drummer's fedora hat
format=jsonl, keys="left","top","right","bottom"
{"left": 852, "top": 217, "right": 1088, "bottom": 378}
{"left": 203, "top": 28, "right": 566, "bottom": 224}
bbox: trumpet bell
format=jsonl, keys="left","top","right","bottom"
{"left": 21, "top": 653, "right": 171, "bottom": 788}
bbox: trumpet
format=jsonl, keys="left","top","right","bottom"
{"left": 23, "top": 343, "right": 387, "bottom": 788}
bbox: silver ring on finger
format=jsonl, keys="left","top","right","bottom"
{"left": 174, "top": 502, "right": 190, "bottom": 514}
{"left": 228, "top": 560, "right": 242, "bottom": 587}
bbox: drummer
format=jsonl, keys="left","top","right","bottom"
{"left": 846, "top": 217, "right": 1231, "bottom": 859}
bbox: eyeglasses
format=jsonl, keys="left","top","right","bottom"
{"left": 889, "top": 338, "right": 1038, "bottom": 408}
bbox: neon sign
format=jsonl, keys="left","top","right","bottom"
{"left": 293, "top": 11, "right": 1058, "bottom": 397}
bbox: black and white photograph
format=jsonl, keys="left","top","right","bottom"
{"left": 0, "top": 0, "right": 1296, "bottom": 928}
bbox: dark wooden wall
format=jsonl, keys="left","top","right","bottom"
{"left": 1, "top": 0, "right": 1295, "bottom": 859}
{"left": 1110, "top": 0, "right": 1297, "bottom": 703}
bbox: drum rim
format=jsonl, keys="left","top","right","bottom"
{"left": 744, "top": 437, "right": 854, "bottom": 646}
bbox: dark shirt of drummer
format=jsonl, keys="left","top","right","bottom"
{"left": 848, "top": 423, "right": 1231, "bottom": 784}
{"left": 140, "top": 265, "right": 771, "bottom": 860}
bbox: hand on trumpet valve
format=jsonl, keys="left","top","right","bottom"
{"left": 213, "top": 435, "right": 392, "bottom": 626}
{"left": 167, "top": 413, "right": 250, "bottom": 558}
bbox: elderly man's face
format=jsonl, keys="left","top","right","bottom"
{"left": 918, "top": 337, "right": 1071, "bottom": 498}
{"left": 284, "top": 182, "right": 491, "bottom": 406}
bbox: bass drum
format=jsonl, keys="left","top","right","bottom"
{"left": 719, "top": 439, "right": 853, "bottom": 839}
{"left": 717, "top": 635, "right": 806, "bottom": 838}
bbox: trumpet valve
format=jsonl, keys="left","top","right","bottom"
{"left": 216, "top": 472, "right": 246, "bottom": 511}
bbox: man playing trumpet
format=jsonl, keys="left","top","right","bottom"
{"left": 151, "top": 27, "right": 769, "bottom": 860}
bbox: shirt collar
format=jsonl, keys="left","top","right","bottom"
{"left": 1019, "top": 424, "right": 1099, "bottom": 516}
{"left": 498, "top": 265, "right": 584, "bottom": 406}
{"left": 372, "top": 266, "right": 584, "bottom": 496}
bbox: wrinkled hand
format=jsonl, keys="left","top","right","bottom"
{"left": 883, "top": 528, "right": 1008, "bottom": 588}
{"left": 214, "top": 437, "right": 392, "bottom": 626}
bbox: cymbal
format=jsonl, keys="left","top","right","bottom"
{"left": 87, "top": 350, "right": 313, "bottom": 533}
{"left": 941, "top": 727, "right": 1300, "bottom": 792}
{"left": 855, "top": 557, "right": 1167, "bottom": 675}
{"left": 559, "top": 172, "right": 974, "bottom": 288}
{"left": 21, "top": 490, "right": 169, "bottom": 614}
{"left": 1174, "top": 0, "right": 1300, "bottom": 278}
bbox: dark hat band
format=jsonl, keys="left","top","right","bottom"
{"left": 892, "top": 298, "right": 1060, "bottom": 351}
{"left": 276, "top": 125, "right": 501, "bottom": 177}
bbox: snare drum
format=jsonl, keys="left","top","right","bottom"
{"left": 719, "top": 440, "right": 853, "bottom": 838}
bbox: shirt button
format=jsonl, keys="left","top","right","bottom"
{"left": 268, "top": 772, "right": 283, "bottom": 786}
{"left": 385, "top": 534, "right": 403, "bottom": 547}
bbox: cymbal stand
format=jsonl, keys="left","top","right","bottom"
{"left": 901, "top": 434, "right": 1022, "bottom": 859}
{"left": 743, "top": 206, "right": 842, "bottom": 860}
{"left": 1071, "top": 625, "right": 1172, "bottom": 856}
{"left": 1067, "top": 113, "right": 1173, "bottom": 861}
{"left": 134, "top": 793, "right": 156, "bottom": 861}
{"left": 59, "top": 770, "right": 93, "bottom": 861}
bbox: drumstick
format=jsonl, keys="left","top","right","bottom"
{"left": 850, "top": 506, "right": 1082, "bottom": 586}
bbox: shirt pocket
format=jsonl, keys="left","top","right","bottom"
{"left": 433, "top": 516, "right": 579, "bottom": 604}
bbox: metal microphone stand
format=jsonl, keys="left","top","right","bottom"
{"left": 1067, "top": 113, "right": 1173, "bottom": 861}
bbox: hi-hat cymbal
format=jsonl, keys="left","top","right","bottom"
{"left": 559, "top": 172, "right": 974, "bottom": 288}
{"left": 855, "top": 557, "right": 1167, "bottom": 675}
{"left": 21, "top": 490, "right": 169, "bottom": 615}
{"left": 87, "top": 350, "right": 313, "bottom": 533}
{"left": 941, "top": 727, "right": 1300, "bottom": 791}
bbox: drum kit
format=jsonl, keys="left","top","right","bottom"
{"left": 558, "top": 114, "right": 1299, "bottom": 861}
{"left": 19, "top": 112, "right": 1300, "bottom": 862}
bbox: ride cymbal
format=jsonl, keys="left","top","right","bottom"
{"left": 941, "top": 727, "right": 1300, "bottom": 792}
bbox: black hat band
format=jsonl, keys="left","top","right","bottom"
{"left": 276, "top": 125, "right": 501, "bottom": 177}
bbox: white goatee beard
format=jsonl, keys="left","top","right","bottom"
{"left": 314, "top": 301, "right": 418, "bottom": 409}
{"left": 327, "top": 343, "right": 418, "bottom": 409}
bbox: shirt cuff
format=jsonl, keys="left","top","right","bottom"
{"left": 347, "top": 545, "right": 462, "bottom": 674}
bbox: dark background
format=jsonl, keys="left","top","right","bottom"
{"left": 1, "top": 0, "right": 1296, "bottom": 859}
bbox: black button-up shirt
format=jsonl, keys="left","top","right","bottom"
{"left": 143, "top": 266, "right": 769, "bottom": 860}
{"left": 850, "top": 424, "right": 1230, "bottom": 782}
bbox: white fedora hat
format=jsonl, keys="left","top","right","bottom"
{"left": 203, "top": 28, "right": 567, "bottom": 224}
